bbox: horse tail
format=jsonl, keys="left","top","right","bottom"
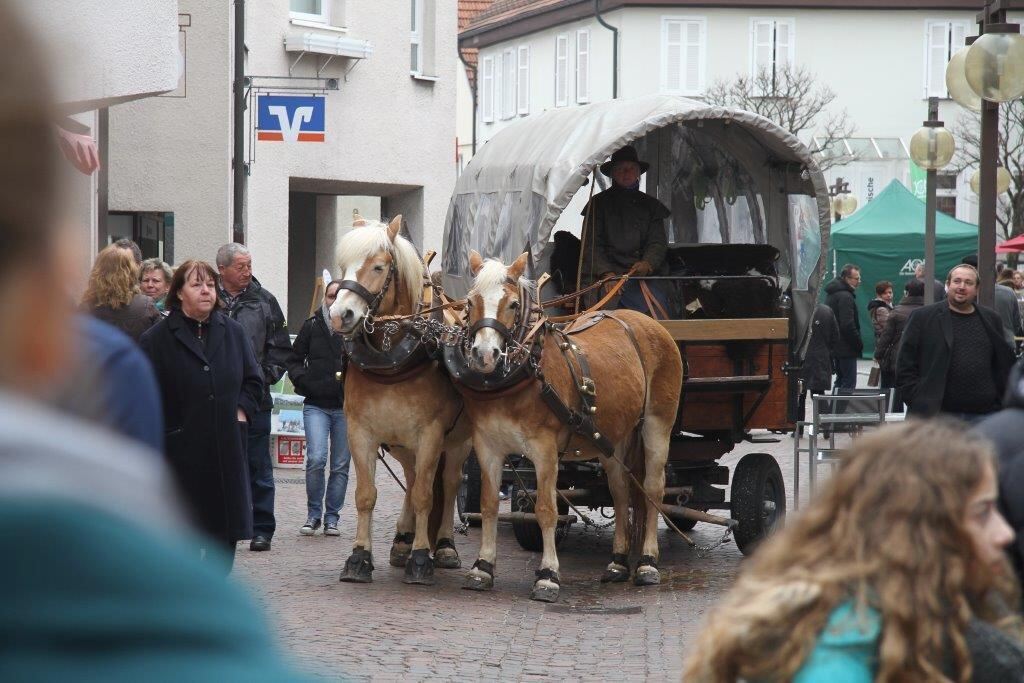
{"left": 427, "top": 452, "right": 446, "bottom": 549}
{"left": 625, "top": 428, "right": 648, "bottom": 563}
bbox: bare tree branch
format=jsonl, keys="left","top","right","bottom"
{"left": 952, "top": 98, "right": 1024, "bottom": 242}
{"left": 705, "top": 64, "right": 857, "bottom": 170}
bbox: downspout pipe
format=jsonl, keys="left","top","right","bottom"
{"left": 594, "top": 0, "right": 618, "bottom": 99}
{"left": 232, "top": 0, "right": 246, "bottom": 244}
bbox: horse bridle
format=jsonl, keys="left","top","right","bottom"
{"left": 465, "top": 279, "right": 536, "bottom": 363}
{"left": 336, "top": 261, "right": 397, "bottom": 326}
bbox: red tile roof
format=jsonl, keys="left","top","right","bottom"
{"left": 464, "top": 0, "right": 577, "bottom": 34}
{"left": 458, "top": 0, "right": 496, "bottom": 92}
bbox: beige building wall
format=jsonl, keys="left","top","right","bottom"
{"left": 110, "top": 0, "right": 458, "bottom": 320}
{"left": 109, "top": 1, "right": 233, "bottom": 267}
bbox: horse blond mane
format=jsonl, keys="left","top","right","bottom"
{"left": 336, "top": 220, "right": 424, "bottom": 308}
{"left": 469, "top": 258, "right": 535, "bottom": 300}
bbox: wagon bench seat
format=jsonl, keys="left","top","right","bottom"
{"left": 658, "top": 318, "right": 788, "bottom": 342}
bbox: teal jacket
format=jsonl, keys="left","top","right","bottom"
{"left": 0, "top": 498, "right": 308, "bottom": 682}
{"left": 793, "top": 602, "right": 880, "bottom": 682}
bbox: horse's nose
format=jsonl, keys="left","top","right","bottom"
{"left": 471, "top": 346, "right": 499, "bottom": 364}
{"left": 341, "top": 308, "right": 354, "bottom": 324}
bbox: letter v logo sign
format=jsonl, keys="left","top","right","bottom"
{"left": 268, "top": 105, "right": 314, "bottom": 142}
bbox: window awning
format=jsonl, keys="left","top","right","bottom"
{"left": 284, "top": 31, "right": 373, "bottom": 60}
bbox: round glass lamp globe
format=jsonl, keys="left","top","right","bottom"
{"left": 909, "top": 126, "right": 956, "bottom": 170}
{"left": 946, "top": 46, "right": 982, "bottom": 111}
{"left": 969, "top": 166, "right": 1013, "bottom": 195}
{"left": 965, "top": 32, "right": 1024, "bottom": 103}
{"left": 839, "top": 194, "right": 858, "bottom": 217}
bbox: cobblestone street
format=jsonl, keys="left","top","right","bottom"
{"left": 232, "top": 428, "right": 823, "bottom": 681}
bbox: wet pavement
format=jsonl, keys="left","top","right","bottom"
{"left": 229, "top": 424, "right": 837, "bottom": 682}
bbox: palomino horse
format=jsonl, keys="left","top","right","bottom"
{"left": 453, "top": 250, "right": 683, "bottom": 602}
{"left": 329, "top": 216, "right": 471, "bottom": 585}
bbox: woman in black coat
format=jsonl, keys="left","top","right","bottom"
{"left": 140, "top": 260, "right": 262, "bottom": 570}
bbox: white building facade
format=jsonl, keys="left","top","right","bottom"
{"left": 462, "top": 1, "right": 1018, "bottom": 231}
{"left": 110, "top": 0, "right": 458, "bottom": 327}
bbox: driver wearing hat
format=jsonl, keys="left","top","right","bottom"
{"left": 581, "top": 145, "right": 671, "bottom": 314}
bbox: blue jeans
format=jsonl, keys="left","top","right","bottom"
{"left": 617, "top": 280, "right": 671, "bottom": 317}
{"left": 247, "top": 409, "right": 275, "bottom": 537}
{"left": 834, "top": 357, "right": 858, "bottom": 390}
{"left": 303, "top": 405, "right": 352, "bottom": 525}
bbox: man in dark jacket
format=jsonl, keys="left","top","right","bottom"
{"left": 580, "top": 145, "right": 671, "bottom": 314}
{"left": 973, "top": 358, "right": 1024, "bottom": 601}
{"left": 874, "top": 278, "right": 926, "bottom": 411}
{"left": 896, "top": 265, "right": 1016, "bottom": 420}
{"left": 217, "top": 243, "right": 292, "bottom": 551}
{"left": 824, "top": 264, "right": 863, "bottom": 390}
{"left": 285, "top": 281, "right": 351, "bottom": 537}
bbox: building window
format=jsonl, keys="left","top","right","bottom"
{"left": 517, "top": 45, "right": 530, "bottom": 115}
{"left": 925, "top": 20, "right": 969, "bottom": 98}
{"left": 661, "top": 17, "right": 706, "bottom": 96}
{"left": 555, "top": 33, "right": 569, "bottom": 107}
{"left": 501, "top": 47, "right": 516, "bottom": 119}
{"left": 936, "top": 170, "right": 958, "bottom": 217}
{"left": 576, "top": 29, "right": 590, "bottom": 103}
{"left": 750, "top": 17, "right": 795, "bottom": 92}
{"left": 108, "top": 211, "right": 174, "bottom": 263}
{"left": 481, "top": 55, "right": 495, "bottom": 122}
{"left": 290, "top": 0, "right": 330, "bottom": 24}
{"left": 410, "top": 0, "right": 437, "bottom": 79}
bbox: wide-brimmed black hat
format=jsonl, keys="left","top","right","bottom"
{"left": 599, "top": 145, "right": 650, "bottom": 177}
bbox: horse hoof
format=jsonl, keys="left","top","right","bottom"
{"left": 634, "top": 565, "right": 661, "bottom": 587}
{"left": 403, "top": 549, "right": 435, "bottom": 586}
{"left": 389, "top": 545, "right": 411, "bottom": 568}
{"left": 531, "top": 579, "right": 560, "bottom": 603}
{"left": 462, "top": 567, "right": 494, "bottom": 591}
{"left": 434, "top": 538, "right": 461, "bottom": 569}
{"left": 434, "top": 547, "right": 462, "bottom": 569}
{"left": 600, "top": 564, "right": 630, "bottom": 583}
{"left": 339, "top": 547, "right": 374, "bottom": 584}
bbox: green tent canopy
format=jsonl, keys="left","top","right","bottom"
{"left": 826, "top": 179, "right": 978, "bottom": 357}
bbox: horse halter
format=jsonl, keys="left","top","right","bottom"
{"left": 465, "top": 278, "right": 535, "bottom": 365}
{"left": 336, "top": 260, "right": 397, "bottom": 323}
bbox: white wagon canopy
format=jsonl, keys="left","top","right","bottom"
{"left": 441, "top": 94, "right": 831, "bottom": 349}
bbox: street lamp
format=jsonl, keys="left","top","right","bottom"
{"left": 908, "top": 97, "right": 955, "bottom": 305}
{"left": 828, "top": 177, "right": 858, "bottom": 224}
{"left": 947, "top": 45, "right": 983, "bottom": 112}
{"left": 944, "top": 3, "right": 1024, "bottom": 307}
{"left": 970, "top": 165, "right": 1013, "bottom": 194}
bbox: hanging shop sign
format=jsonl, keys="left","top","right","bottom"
{"left": 256, "top": 94, "right": 325, "bottom": 142}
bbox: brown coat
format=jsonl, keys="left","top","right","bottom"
{"left": 89, "top": 293, "right": 162, "bottom": 342}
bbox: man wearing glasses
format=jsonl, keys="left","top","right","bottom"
{"left": 824, "top": 264, "right": 864, "bottom": 390}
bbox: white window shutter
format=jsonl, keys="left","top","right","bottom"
{"left": 776, "top": 20, "right": 794, "bottom": 68}
{"left": 493, "top": 53, "right": 502, "bottom": 119}
{"left": 555, "top": 34, "right": 568, "bottom": 107}
{"left": 576, "top": 29, "right": 590, "bottom": 103}
{"left": 502, "top": 48, "right": 515, "bottom": 118}
{"left": 751, "top": 19, "right": 773, "bottom": 76}
{"left": 664, "top": 19, "right": 683, "bottom": 93}
{"left": 951, "top": 21, "right": 968, "bottom": 55}
{"left": 481, "top": 56, "right": 494, "bottom": 123}
{"left": 683, "top": 20, "right": 703, "bottom": 94}
{"left": 926, "top": 21, "right": 949, "bottom": 97}
{"left": 517, "top": 45, "right": 530, "bottom": 115}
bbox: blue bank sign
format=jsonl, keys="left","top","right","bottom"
{"left": 257, "top": 95, "right": 325, "bottom": 142}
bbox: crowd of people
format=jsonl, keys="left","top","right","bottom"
{"left": 73, "top": 240, "right": 354, "bottom": 564}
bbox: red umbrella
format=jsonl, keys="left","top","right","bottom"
{"left": 997, "top": 234, "right": 1024, "bottom": 253}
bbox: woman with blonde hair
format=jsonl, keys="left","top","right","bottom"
{"left": 683, "top": 420, "right": 1023, "bottom": 682}
{"left": 81, "top": 243, "right": 161, "bottom": 341}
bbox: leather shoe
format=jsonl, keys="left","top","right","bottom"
{"left": 249, "top": 535, "right": 272, "bottom": 551}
